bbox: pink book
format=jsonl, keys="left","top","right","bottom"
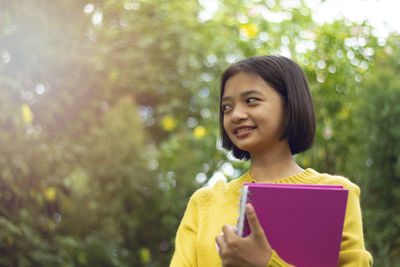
{"left": 237, "top": 183, "right": 348, "bottom": 267}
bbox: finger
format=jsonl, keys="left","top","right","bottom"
{"left": 222, "top": 224, "right": 238, "bottom": 238}
{"left": 232, "top": 226, "right": 239, "bottom": 235}
{"left": 215, "top": 232, "right": 226, "bottom": 255}
{"left": 245, "top": 203, "right": 265, "bottom": 237}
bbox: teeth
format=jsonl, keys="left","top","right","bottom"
{"left": 237, "top": 127, "right": 254, "bottom": 134}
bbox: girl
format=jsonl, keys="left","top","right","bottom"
{"left": 170, "top": 56, "right": 372, "bottom": 266}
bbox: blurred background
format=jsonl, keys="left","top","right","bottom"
{"left": 0, "top": 0, "right": 399, "bottom": 266}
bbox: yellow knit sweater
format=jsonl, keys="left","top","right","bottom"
{"left": 170, "top": 168, "right": 373, "bottom": 267}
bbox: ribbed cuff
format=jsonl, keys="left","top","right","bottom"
{"left": 266, "top": 250, "right": 294, "bottom": 267}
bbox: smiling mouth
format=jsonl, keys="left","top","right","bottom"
{"left": 235, "top": 127, "right": 256, "bottom": 134}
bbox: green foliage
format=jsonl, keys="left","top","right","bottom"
{"left": 352, "top": 36, "right": 400, "bottom": 266}
{"left": 1, "top": 0, "right": 399, "bottom": 265}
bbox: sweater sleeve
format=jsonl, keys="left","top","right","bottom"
{"left": 338, "top": 184, "right": 373, "bottom": 266}
{"left": 170, "top": 194, "right": 199, "bottom": 267}
{"left": 267, "top": 250, "right": 295, "bottom": 267}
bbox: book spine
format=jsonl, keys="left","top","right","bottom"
{"left": 243, "top": 190, "right": 252, "bottom": 237}
{"left": 237, "top": 185, "right": 249, "bottom": 237}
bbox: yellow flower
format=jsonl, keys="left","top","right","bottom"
{"left": 45, "top": 187, "right": 57, "bottom": 202}
{"left": 302, "top": 157, "right": 310, "bottom": 167}
{"left": 240, "top": 23, "right": 259, "bottom": 38}
{"left": 108, "top": 71, "right": 118, "bottom": 83}
{"left": 194, "top": 125, "right": 207, "bottom": 139}
{"left": 6, "top": 236, "right": 14, "bottom": 246}
{"left": 161, "top": 116, "right": 177, "bottom": 131}
{"left": 139, "top": 247, "right": 151, "bottom": 264}
{"left": 340, "top": 108, "right": 349, "bottom": 119}
{"left": 21, "top": 104, "right": 34, "bottom": 124}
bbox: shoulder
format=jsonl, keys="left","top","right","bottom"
{"left": 189, "top": 180, "right": 225, "bottom": 205}
{"left": 190, "top": 174, "right": 245, "bottom": 202}
{"left": 313, "top": 169, "right": 360, "bottom": 196}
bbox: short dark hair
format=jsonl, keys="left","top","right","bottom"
{"left": 219, "top": 55, "right": 316, "bottom": 160}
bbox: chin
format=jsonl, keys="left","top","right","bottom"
{"left": 235, "top": 143, "right": 256, "bottom": 153}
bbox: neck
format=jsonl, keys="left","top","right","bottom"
{"left": 249, "top": 143, "right": 303, "bottom": 182}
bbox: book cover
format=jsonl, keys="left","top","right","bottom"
{"left": 237, "top": 183, "right": 348, "bottom": 267}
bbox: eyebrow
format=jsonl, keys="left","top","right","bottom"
{"left": 221, "top": 90, "right": 263, "bottom": 102}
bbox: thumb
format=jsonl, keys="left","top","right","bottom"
{"left": 245, "top": 203, "right": 265, "bottom": 238}
{"left": 245, "top": 203, "right": 273, "bottom": 264}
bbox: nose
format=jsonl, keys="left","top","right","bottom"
{"left": 231, "top": 106, "right": 248, "bottom": 123}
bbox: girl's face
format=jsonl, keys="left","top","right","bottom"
{"left": 221, "top": 71, "right": 287, "bottom": 155}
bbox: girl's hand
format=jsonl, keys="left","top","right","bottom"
{"left": 215, "top": 203, "right": 272, "bottom": 267}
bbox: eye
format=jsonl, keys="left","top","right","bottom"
{"left": 246, "top": 97, "right": 259, "bottom": 104}
{"left": 222, "top": 104, "right": 232, "bottom": 112}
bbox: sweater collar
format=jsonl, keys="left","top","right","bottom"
{"left": 230, "top": 168, "right": 321, "bottom": 191}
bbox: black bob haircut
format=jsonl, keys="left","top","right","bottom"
{"left": 219, "top": 55, "right": 316, "bottom": 160}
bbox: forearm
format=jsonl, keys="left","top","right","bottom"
{"left": 337, "top": 184, "right": 373, "bottom": 266}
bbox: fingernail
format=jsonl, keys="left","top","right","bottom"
{"left": 246, "top": 203, "right": 254, "bottom": 212}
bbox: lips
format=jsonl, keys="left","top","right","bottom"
{"left": 233, "top": 126, "right": 256, "bottom": 136}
